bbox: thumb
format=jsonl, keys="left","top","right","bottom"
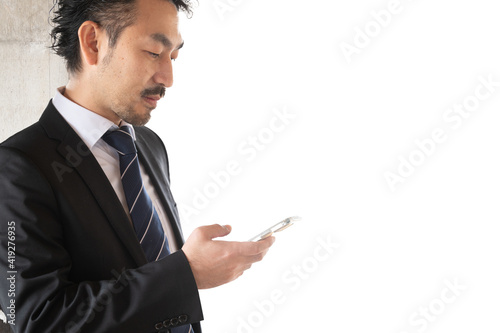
{"left": 201, "top": 224, "right": 232, "bottom": 240}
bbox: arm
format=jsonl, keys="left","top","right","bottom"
{"left": 0, "top": 147, "right": 202, "bottom": 333}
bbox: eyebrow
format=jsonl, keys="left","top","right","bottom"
{"left": 150, "top": 33, "right": 184, "bottom": 50}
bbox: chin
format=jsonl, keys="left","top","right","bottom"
{"left": 129, "top": 114, "right": 151, "bottom": 127}
{"left": 116, "top": 109, "right": 152, "bottom": 127}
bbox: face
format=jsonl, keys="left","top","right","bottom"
{"left": 92, "top": 0, "right": 183, "bottom": 126}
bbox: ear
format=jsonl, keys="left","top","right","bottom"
{"left": 78, "top": 21, "right": 105, "bottom": 68}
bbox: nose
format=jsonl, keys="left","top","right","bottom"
{"left": 153, "top": 58, "right": 174, "bottom": 88}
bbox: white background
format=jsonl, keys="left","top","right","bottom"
{"left": 148, "top": 0, "right": 500, "bottom": 332}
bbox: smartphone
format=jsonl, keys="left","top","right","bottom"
{"left": 248, "top": 216, "right": 301, "bottom": 242}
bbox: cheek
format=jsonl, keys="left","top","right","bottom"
{"left": 102, "top": 51, "right": 154, "bottom": 98}
{"left": 126, "top": 59, "right": 155, "bottom": 87}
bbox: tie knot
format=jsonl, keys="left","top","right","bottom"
{"left": 102, "top": 126, "right": 137, "bottom": 155}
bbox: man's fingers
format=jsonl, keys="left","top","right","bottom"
{"left": 238, "top": 236, "right": 275, "bottom": 256}
{"left": 196, "top": 224, "right": 232, "bottom": 240}
{"left": 237, "top": 252, "right": 269, "bottom": 273}
{"left": 248, "top": 250, "right": 268, "bottom": 264}
{"left": 183, "top": 226, "right": 275, "bottom": 289}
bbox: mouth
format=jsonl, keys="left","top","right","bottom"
{"left": 142, "top": 95, "right": 161, "bottom": 108}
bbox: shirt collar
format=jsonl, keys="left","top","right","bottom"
{"left": 52, "top": 87, "right": 136, "bottom": 149}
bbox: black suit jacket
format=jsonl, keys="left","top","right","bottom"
{"left": 0, "top": 102, "right": 203, "bottom": 333}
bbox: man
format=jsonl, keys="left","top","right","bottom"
{"left": 0, "top": 0, "right": 275, "bottom": 332}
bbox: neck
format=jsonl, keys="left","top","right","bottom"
{"left": 64, "top": 77, "right": 122, "bottom": 125}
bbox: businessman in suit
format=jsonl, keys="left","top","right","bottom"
{"left": 0, "top": 0, "right": 275, "bottom": 332}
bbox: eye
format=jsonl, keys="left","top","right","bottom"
{"left": 148, "top": 51, "right": 160, "bottom": 59}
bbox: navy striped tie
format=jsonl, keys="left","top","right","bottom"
{"left": 103, "top": 127, "right": 194, "bottom": 333}
{"left": 102, "top": 126, "right": 169, "bottom": 262}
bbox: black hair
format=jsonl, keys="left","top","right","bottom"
{"left": 50, "top": 0, "right": 193, "bottom": 75}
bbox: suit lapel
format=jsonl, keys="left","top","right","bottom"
{"left": 134, "top": 132, "right": 185, "bottom": 247}
{"left": 40, "top": 102, "right": 148, "bottom": 266}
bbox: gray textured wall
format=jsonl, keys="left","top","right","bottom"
{"left": 0, "top": 0, "right": 67, "bottom": 142}
{"left": 0, "top": 0, "right": 67, "bottom": 331}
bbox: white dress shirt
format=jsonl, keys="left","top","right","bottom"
{"left": 52, "top": 87, "right": 178, "bottom": 252}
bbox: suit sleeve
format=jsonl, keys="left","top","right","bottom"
{"left": 0, "top": 146, "right": 203, "bottom": 333}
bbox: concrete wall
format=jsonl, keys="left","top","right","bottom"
{"left": 0, "top": 0, "right": 67, "bottom": 331}
{"left": 0, "top": 0, "right": 67, "bottom": 142}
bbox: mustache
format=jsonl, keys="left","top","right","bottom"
{"left": 141, "top": 85, "right": 166, "bottom": 98}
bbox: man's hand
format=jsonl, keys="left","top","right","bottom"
{"left": 182, "top": 224, "right": 275, "bottom": 289}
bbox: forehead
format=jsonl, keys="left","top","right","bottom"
{"left": 127, "top": 0, "right": 182, "bottom": 45}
